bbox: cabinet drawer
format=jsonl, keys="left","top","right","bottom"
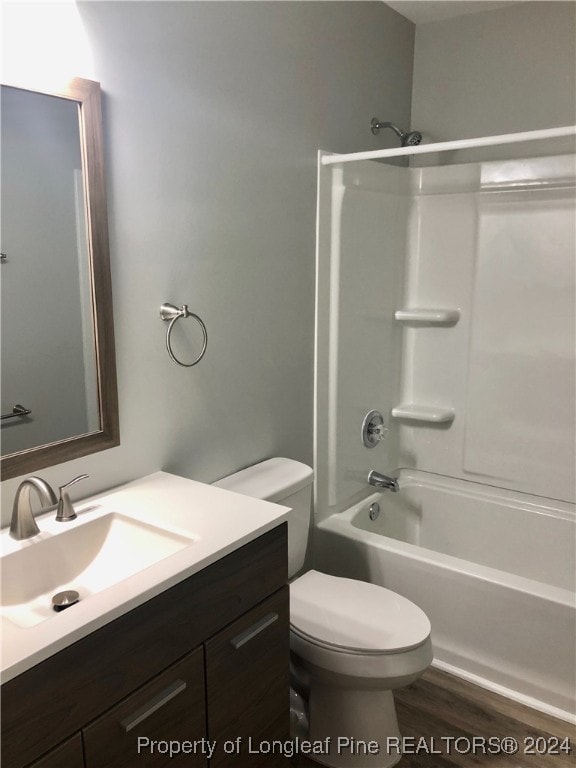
{"left": 83, "top": 647, "right": 206, "bottom": 768}
{"left": 206, "top": 587, "right": 289, "bottom": 767}
{"left": 26, "top": 735, "right": 84, "bottom": 768}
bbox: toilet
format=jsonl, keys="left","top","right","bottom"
{"left": 215, "top": 457, "right": 432, "bottom": 768}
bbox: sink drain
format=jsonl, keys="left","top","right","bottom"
{"left": 52, "top": 590, "right": 80, "bottom": 612}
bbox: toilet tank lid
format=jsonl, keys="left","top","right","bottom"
{"left": 214, "top": 457, "right": 313, "bottom": 503}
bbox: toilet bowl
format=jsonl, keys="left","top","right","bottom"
{"left": 214, "top": 458, "right": 432, "bottom": 768}
{"left": 290, "top": 570, "right": 432, "bottom": 768}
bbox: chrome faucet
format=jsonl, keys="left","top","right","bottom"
{"left": 367, "top": 470, "right": 400, "bottom": 493}
{"left": 10, "top": 477, "right": 57, "bottom": 540}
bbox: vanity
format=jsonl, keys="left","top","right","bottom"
{"left": 1, "top": 473, "right": 290, "bottom": 768}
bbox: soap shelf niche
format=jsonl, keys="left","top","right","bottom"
{"left": 391, "top": 404, "right": 455, "bottom": 424}
{"left": 395, "top": 308, "right": 460, "bottom": 326}
{"left": 393, "top": 308, "right": 459, "bottom": 425}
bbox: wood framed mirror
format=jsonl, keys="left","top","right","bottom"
{"left": 1, "top": 77, "right": 119, "bottom": 480}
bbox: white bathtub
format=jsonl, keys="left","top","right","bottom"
{"left": 314, "top": 471, "right": 576, "bottom": 721}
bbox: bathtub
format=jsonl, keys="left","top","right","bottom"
{"left": 314, "top": 471, "right": 576, "bottom": 721}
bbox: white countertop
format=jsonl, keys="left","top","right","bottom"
{"left": 1, "top": 471, "right": 288, "bottom": 683}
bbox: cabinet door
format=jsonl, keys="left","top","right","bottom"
{"left": 206, "top": 587, "right": 289, "bottom": 767}
{"left": 83, "top": 647, "right": 206, "bottom": 768}
{"left": 27, "top": 734, "right": 84, "bottom": 768}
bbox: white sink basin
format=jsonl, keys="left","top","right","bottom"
{"left": 1, "top": 512, "right": 193, "bottom": 628}
{"left": 1, "top": 470, "right": 288, "bottom": 683}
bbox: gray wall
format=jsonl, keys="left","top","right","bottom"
{"left": 411, "top": 1, "right": 576, "bottom": 163}
{"left": 1, "top": 1, "right": 415, "bottom": 522}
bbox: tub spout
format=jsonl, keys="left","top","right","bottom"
{"left": 368, "top": 470, "right": 399, "bottom": 492}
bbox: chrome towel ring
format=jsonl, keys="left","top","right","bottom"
{"left": 160, "top": 303, "right": 208, "bottom": 367}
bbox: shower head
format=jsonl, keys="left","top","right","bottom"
{"left": 402, "top": 130, "right": 423, "bottom": 147}
{"left": 370, "top": 118, "right": 422, "bottom": 147}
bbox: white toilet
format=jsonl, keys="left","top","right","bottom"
{"left": 215, "top": 457, "right": 432, "bottom": 768}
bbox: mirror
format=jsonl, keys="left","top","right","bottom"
{"left": 1, "top": 77, "right": 119, "bottom": 480}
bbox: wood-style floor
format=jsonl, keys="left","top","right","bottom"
{"left": 293, "top": 668, "right": 575, "bottom": 767}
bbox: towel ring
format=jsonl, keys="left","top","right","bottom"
{"left": 160, "top": 303, "right": 208, "bottom": 367}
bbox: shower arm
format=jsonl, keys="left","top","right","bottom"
{"left": 371, "top": 120, "right": 403, "bottom": 138}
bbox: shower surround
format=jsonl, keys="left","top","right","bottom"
{"left": 314, "top": 150, "right": 576, "bottom": 719}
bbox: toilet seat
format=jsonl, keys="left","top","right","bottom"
{"left": 290, "top": 570, "right": 430, "bottom": 655}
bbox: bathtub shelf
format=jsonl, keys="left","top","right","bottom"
{"left": 391, "top": 404, "right": 455, "bottom": 424}
{"left": 394, "top": 308, "right": 460, "bottom": 326}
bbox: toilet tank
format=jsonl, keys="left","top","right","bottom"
{"left": 214, "top": 457, "right": 313, "bottom": 577}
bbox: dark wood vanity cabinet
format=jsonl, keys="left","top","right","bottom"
{"left": 2, "top": 525, "right": 289, "bottom": 768}
{"left": 83, "top": 647, "right": 207, "bottom": 767}
{"left": 28, "top": 735, "right": 85, "bottom": 768}
{"left": 206, "top": 588, "right": 290, "bottom": 768}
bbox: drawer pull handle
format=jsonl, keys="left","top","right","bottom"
{"left": 121, "top": 680, "right": 187, "bottom": 732}
{"left": 230, "top": 612, "right": 279, "bottom": 650}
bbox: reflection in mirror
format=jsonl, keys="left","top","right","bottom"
{"left": 1, "top": 87, "right": 98, "bottom": 453}
{"left": 0, "top": 78, "right": 119, "bottom": 480}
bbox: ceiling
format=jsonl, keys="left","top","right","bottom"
{"left": 383, "top": 1, "right": 522, "bottom": 25}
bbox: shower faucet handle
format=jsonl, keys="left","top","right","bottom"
{"left": 362, "top": 410, "right": 388, "bottom": 448}
{"left": 368, "top": 423, "right": 388, "bottom": 442}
